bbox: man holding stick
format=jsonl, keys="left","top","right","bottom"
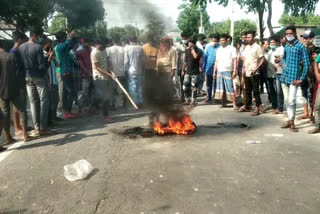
{"left": 91, "top": 39, "right": 116, "bottom": 122}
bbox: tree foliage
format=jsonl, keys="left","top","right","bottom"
{"left": 108, "top": 25, "right": 141, "bottom": 42}
{"left": 54, "top": 0, "right": 105, "bottom": 29}
{"left": 208, "top": 19, "right": 257, "bottom": 42}
{"left": 176, "top": 3, "right": 211, "bottom": 37}
{"left": 48, "top": 13, "right": 67, "bottom": 35}
{"left": 188, "top": 0, "right": 320, "bottom": 40}
{"left": 0, "top": 0, "right": 105, "bottom": 33}
{"left": 0, "top": 0, "right": 53, "bottom": 32}
{"left": 279, "top": 13, "right": 320, "bottom": 26}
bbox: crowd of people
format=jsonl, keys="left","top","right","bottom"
{"left": 1, "top": 24, "right": 320, "bottom": 151}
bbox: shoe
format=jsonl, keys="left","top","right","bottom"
{"left": 308, "top": 127, "right": 320, "bottom": 134}
{"left": 64, "top": 113, "right": 77, "bottom": 119}
{"left": 281, "top": 121, "right": 291, "bottom": 129}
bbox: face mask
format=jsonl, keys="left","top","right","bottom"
{"left": 212, "top": 42, "right": 218, "bottom": 46}
{"left": 270, "top": 45, "right": 277, "bottom": 50}
{"left": 286, "top": 36, "right": 295, "bottom": 42}
{"left": 182, "top": 40, "right": 188, "bottom": 45}
{"left": 242, "top": 40, "right": 248, "bottom": 45}
{"left": 36, "top": 37, "right": 44, "bottom": 44}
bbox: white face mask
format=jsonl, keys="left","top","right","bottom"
{"left": 286, "top": 36, "right": 295, "bottom": 42}
{"left": 182, "top": 40, "right": 188, "bottom": 45}
{"left": 212, "top": 42, "right": 218, "bottom": 46}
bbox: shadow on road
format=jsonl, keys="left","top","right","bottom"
{"left": 14, "top": 133, "right": 108, "bottom": 151}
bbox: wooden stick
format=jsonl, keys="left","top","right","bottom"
{"left": 113, "top": 76, "right": 139, "bottom": 110}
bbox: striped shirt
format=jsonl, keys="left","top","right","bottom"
{"left": 280, "top": 40, "right": 310, "bottom": 85}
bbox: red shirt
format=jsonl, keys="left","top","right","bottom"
{"left": 76, "top": 48, "right": 92, "bottom": 79}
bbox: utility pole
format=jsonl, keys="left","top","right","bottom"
{"left": 199, "top": 10, "right": 204, "bottom": 34}
{"left": 230, "top": 0, "right": 235, "bottom": 46}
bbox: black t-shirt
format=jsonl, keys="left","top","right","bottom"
{"left": 185, "top": 47, "right": 203, "bottom": 75}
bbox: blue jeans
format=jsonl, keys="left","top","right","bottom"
{"left": 128, "top": 74, "right": 143, "bottom": 105}
{"left": 276, "top": 74, "right": 284, "bottom": 112}
{"left": 266, "top": 78, "right": 278, "bottom": 109}
{"left": 26, "top": 76, "right": 49, "bottom": 130}
{"left": 62, "top": 74, "right": 76, "bottom": 113}
{"left": 206, "top": 75, "right": 216, "bottom": 100}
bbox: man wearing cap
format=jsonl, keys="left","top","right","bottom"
{"left": 297, "top": 30, "right": 316, "bottom": 121}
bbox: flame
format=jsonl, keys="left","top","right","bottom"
{"left": 153, "top": 115, "right": 195, "bottom": 135}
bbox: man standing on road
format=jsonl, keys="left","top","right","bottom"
{"left": 107, "top": 36, "right": 126, "bottom": 108}
{"left": 309, "top": 53, "right": 320, "bottom": 134}
{"left": 55, "top": 30, "right": 78, "bottom": 119}
{"left": 9, "top": 31, "right": 28, "bottom": 137}
{"left": 297, "top": 30, "right": 316, "bottom": 121}
{"left": 76, "top": 38, "right": 93, "bottom": 113}
{"left": 268, "top": 36, "right": 285, "bottom": 114}
{"left": 18, "top": 26, "right": 50, "bottom": 136}
{"left": 239, "top": 31, "right": 266, "bottom": 116}
{"left": 202, "top": 34, "right": 220, "bottom": 103}
{"left": 0, "top": 44, "right": 32, "bottom": 143}
{"left": 265, "top": 36, "right": 281, "bottom": 112}
{"left": 213, "top": 33, "right": 238, "bottom": 109}
{"left": 280, "top": 25, "right": 310, "bottom": 132}
{"left": 182, "top": 38, "right": 204, "bottom": 105}
{"left": 124, "top": 36, "right": 145, "bottom": 107}
{"left": 91, "top": 39, "right": 115, "bottom": 122}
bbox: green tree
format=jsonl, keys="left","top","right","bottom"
{"left": 176, "top": 3, "right": 211, "bottom": 37}
{"left": 0, "top": 0, "right": 53, "bottom": 32}
{"left": 279, "top": 13, "right": 320, "bottom": 26}
{"left": 208, "top": 19, "right": 257, "bottom": 42}
{"left": 77, "top": 20, "right": 108, "bottom": 39}
{"left": 48, "top": 13, "right": 67, "bottom": 35}
{"left": 108, "top": 25, "right": 141, "bottom": 42}
{"left": 0, "top": 0, "right": 105, "bottom": 33}
{"left": 189, "top": 0, "right": 320, "bottom": 40}
{"left": 55, "top": 0, "right": 105, "bottom": 29}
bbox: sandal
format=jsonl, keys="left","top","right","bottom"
{"left": 281, "top": 121, "right": 291, "bottom": 129}
{"left": 290, "top": 124, "right": 299, "bottom": 132}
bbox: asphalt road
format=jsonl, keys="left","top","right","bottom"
{"left": 0, "top": 95, "right": 320, "bottom": 214}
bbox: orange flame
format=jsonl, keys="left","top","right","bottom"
{"left": 153, "top": 115, "right": 195, "bottom": 135}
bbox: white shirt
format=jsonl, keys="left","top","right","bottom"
{"left": 216, "top": 45, "right": 237, "bottom": 72}
{"left": 91, "top": 47, "right": 109, "bottom": 80}
{"left": 124, "top": 44, "right": 145, "bottom": 75}
{"left": 107, "top": 45, "right": 125, "bottom": 77}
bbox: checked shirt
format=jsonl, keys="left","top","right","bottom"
{"left": 280, "top": 40, "right": 310, "bottom": 85}
{"left": 202, "top": 44, "right": 220, "bottom": 76}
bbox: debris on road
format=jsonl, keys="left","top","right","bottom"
{"left": 50, "top": 179, "right": 55, "bottom": 185}
{"left": 64, "top": 159, "right": 94, "bottom": 182}
{"left": 246, "top": 141, "right": 262, "bottom": 144}
{"left": 264, "top": 134, "right": 284, "bottom": 137}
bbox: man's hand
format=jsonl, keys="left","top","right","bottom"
{"left": 181, "top": 71, "right": 185, "bottom": 77}
{"left": 281, "top": 64, "right": 286, "bottom": 69}
{"left": 292, "top": 80, "right": 302, "bottom": 85}
{"left": 213, "top": 73, "right": 217, "bottom": 79}
{"left": 232, "top": 72, "right": 237, "bottom": 79}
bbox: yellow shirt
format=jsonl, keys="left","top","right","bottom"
{"left": 156, "top": 49, "right": 177, "bottom": 73}
{"left": 143, "top": 43, "right": 158, "bottom": 70}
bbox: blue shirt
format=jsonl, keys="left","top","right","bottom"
{"left": 202, "top": 44, "right": 220, "bottom": 75}
{"left": 280, "top": 40, "right": 310, "bottom": 85}
{"left": 55, "top": 39, "right": 74, "bottom": 75}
